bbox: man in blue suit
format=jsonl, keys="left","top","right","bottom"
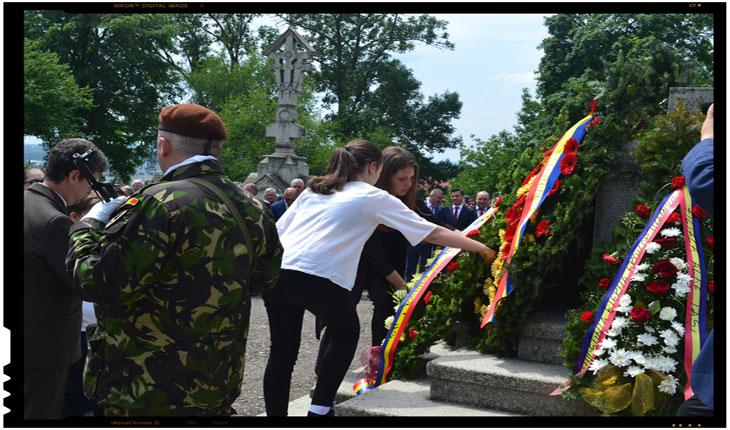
{"left": 439, "top": 188, "right": 477, "bottom": 231}
{"left": 271, "top": 187, "right": 297, "bottom": 222}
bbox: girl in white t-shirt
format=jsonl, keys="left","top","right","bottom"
{"left": 262, "top": 140, "right": 495, "bottom": 417}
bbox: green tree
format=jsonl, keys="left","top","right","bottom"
{"left": 25, "top": 11, "right": 184, "bottom": 181}
{"left": 271, "top": 13, "right": 463, "bottom": 181}
{"left": 23, "top": 38, "right": 93, "bottom": 143}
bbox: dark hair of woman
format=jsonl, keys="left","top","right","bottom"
{"left": 307, "top": 139, "right": 382, "bottom": 195}
{"left": 374, "top": 146, "right": 419, "bottom": 210}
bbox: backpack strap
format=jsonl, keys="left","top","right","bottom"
{"left": 185, "top": 177, "right": 254, "bottom": 267}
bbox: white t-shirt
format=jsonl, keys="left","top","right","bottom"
{"left": 276, "top": 181, "right": 437, "bottom": 290}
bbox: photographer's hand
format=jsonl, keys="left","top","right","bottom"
{"left": 81, "top": 196, "right": 127, "bottom": 224}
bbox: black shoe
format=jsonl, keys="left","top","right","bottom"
{"left": 307, "top": 409, "right": 334, "bottom": 417}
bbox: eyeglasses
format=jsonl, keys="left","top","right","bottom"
{"left": 24, "top": 179, "right": 43, "bottom": 185}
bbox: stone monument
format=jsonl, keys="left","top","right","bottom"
{"left": 245, "top": 28, "right": 319, "bottom": 196}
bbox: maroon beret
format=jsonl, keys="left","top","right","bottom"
{"left": 158, "top": 103, "right": 228, "bottom": 141}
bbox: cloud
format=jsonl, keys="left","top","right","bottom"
{"left": 488, "top": 71, "right": 538, "bottom": 86}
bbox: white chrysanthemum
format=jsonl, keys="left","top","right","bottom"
{"left": 609, "top": 348, "right": 632, "bottom": 367}
{"left": 630, "top": 351, "right": 648, "bottom": 367}
{"left": 669, "top": 257, "right": 686, "bottom": 271}
{"left": 661, "top": 227, "right": 682, "bottom": 238}
{"left": 635, "top": 263, "right": 650, "bottom": 272}
{"left": 607, "top": 327, "right": 622, "bottom": 338}
{"left": 677, "top": 272, "right": 692, "bottom": 283}
{"left": 646, "top": 242, "right": 662, "bottom": 254}
{"left": 643, "top": 357, "right": 658, "bottom": 371}
{"left": 612, "top": 316, "right": 628, "bottom": 330}
{"left": 615, "top": 305, "right": 632, "bottom": 314}
{"left": 588, "top": 358, "right": 609, "bottom": 375}
{"left": 671, "top": 321, "right": 685, "bottom": 336}
{"left": 663, "top": 345, "right": 678, "bottom": 354}
{"left": 672, "top": 282, "right": 691, "bottom": 298}
{"left": 658, "top": 375, "right": 679, "bottom": 395}
{"left": 659, "top": 307, "right": 678, "bottom": 321}
{"left": 594, "top": 346, "right": 607, "bottom": 357}
{"left": 623, "top": 366, "right": 645, "bottom": 378}
{"left": 620, "top": 294, "right": 632, "bottom": 307}
{"left": 600, "top": 337, "right": 618, "bottom": 350}
{"left": 384, "top": 316, "right": 394, "bottom": 330}
{"left": 637, "top": 333, "right": 659, "bottom": 346}
{"left": 631, "top": 272, "right": 648, "bottom": 283}
{"left": 655, "top": 355, "right": 679, "bottom": 373}
{"left": 660, "top": 329, "right": 680, "bottom": 347}
{"left": 645, "top": 326, "right": 655, "bottom": 333}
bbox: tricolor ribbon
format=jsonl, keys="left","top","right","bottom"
{"left": 481, "top": 112, "right": 597, "bottom": 327}
{"left": 552, "top": 186, "right": 707, "bottom": 398}
{"left": 353, "top": 207, "right": 498, "bottom": 394}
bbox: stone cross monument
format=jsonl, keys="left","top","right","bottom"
{"left": 245, "top": 28, "right": 318, "bottom": 196}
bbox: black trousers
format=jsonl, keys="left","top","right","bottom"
{"left": 262, "top": 269, "right": 360, "bottom": 416}
{"left": 677, "top": 395, "right": 713, "bottom": 416}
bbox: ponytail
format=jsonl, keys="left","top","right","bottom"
{"left": 308, "top": 140, "right": 382, "bottom": 195}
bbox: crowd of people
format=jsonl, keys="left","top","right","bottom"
{"left": 23, "top": 101, "right": 713, "bottom": 419}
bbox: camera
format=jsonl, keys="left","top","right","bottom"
{"left": 72, "top": 149, "right": 117, "bottom": 202}
{"left": 701, "top": 101, "right": 713, "bottom": 115}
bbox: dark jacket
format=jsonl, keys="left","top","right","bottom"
{"left": 438, "top": 204, "right": 477, "bottom": 230}
{"left": 24, "top": 183, "right": 82, "bottom": 369}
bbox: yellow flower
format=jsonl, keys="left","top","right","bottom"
{"left": 526, "top": 233, "right": 535, "bottom": 244}
{"left": 491, "top": 258, "right": 504, "bottom": 279}
{"left": 516, "top": 176, "right": 535, "bottom": 197}
{"left": 482, "top": 278, "right": 493, "bottom": 296}
{"left": 530, "top": 209, "right": 540, "bottom": 224}
{"left": 479, "top": 304, "right": 488, "bottom": 318}
{"left": 473, "top": 297, "right": 482, "bottom": 314}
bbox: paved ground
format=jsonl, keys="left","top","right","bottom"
{"left": 231, "top": 294, "right": 375, "bottom": 417}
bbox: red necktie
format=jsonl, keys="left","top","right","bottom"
{"left": 453, "top": 206, "right": 459, "bottom": 224}
{"left": 479, "top": 209, "right": 484, "bottom": 217}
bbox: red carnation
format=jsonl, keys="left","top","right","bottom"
{"left": 446, "top": 262, "right": 459, "bottom": 273}
{"left": 504, "top": 222, "right": 518, "bottom": 242}
{"left": 636, "top": 205, "right": 651, "bottom": 218}
{"left": 581, "top": 311, "right": 595, "bottom": 322}
{"left": 505, "top": 207, "right": 522, "bottom": 225}
{"left": 591, "top": 116, "right": 600, "bottom": 128}
{"left": 692, "top": 205, "right": 708, "bottom": 218}
{"left": 666, "top": 212, "right": 682, "bottom": 224}
{"left": 655, "top": 238, "right": 677, "bottom": 248}
{"left": 513, "top": 194, "right": 526, "bottom": 210}
{"left": 424, "top": 291, "right": 432, "bottom": 305}
{"left": 564, "top": 138, "right": 580, "bottom": 154}
{"left": 653, "top": 260, "right": 679, "bottom": 278}
{"left": 589, "top": 100, "right": 598, "bottom": 115}
{"left": 466, "top": 229, "right": 481, "bottom": 239}
{"left": 706, "top": 236, "right": 714, "bottom": 247}
{"left": 598, "top": 278, "right": 611, "bottom": 290}
{"left": 646, "top": 280, "right": 671, "bottom": 296}
{"left": 547, "top": 178, "right": 562, "bottom": 196}
{"left": 535, "top": 220, "right": 551, "bottom": 237}
{"left": 560, "top": 152, "right": 578, "bottom": 175}
{"left": 501, "top": 246, "right": 511, "bottom": 260}
{"left": 630, "top": 306, "right": 651, "bottom": 323}
{"left": 408, "top": 326, "right": 418, "bottom": 340}
{"left": 708, "top": 281, "right": 714, "bottom": 294}
{"left": 493, "top": 197, "right": 503, "bottom": 207}
{"left": 671, "top": 176, "right": 686, "bottom": 189}
{"left": 602, "top": 253, "right": 622, "bottom": 265}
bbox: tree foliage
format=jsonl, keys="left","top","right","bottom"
{"left": 24, "top": 11, "right": 184, "bottom": 181}
{"left": 23, "top": 38, "right": 93, "bottom": 143}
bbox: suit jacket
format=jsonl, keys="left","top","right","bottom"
{"left": 270, "top": 199, "right": 288, "bottom": 221}
{"left": 438, "top": 204, "right": 477, "bottom": 230}
{"left": 24, "top": 183, "right": 82, "bottom": 368}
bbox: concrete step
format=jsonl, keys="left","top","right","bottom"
{"left": 335, "top": 377, "right": 520, "bottom": 417}
{"left": 517, "top": 308, "right": 568, "bottom": 366}
{"left": 427, "top": 348, "right": 594, "bottom": 416}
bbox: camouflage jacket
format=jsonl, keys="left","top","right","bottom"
{"left": 66, "top": 159, "right": 282, "bottom": 416}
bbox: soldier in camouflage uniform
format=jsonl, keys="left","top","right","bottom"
{"left": 65, "top": 104, "right": 283, "bottom": 416}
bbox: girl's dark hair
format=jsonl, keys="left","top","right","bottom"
{"left": 308, "top": 140, "right": 382, "bottom": 195}
{"left": 375, "top": 146, "right": 419, "bottom": 209}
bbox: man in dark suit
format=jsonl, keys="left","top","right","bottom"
{"left": 405, "top": 188, "right": 446, "bottom": 281}
{"left": 271, "top": 187, "right": 297, "bottom": 222}
{"left": 439, "top": 188, "right": 477, "bottom": 231}
{"left": 24, "top": 138, "right": 109, "bottom": 419}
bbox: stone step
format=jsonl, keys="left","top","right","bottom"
{"left": 335, "top": 377, "right": 520, "bottom": 417}
{"left": 427, "top": 348, "right": 594, "bottom": 416}
{"left": 517, "top": 308, "right": 568, "bottom": 366}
